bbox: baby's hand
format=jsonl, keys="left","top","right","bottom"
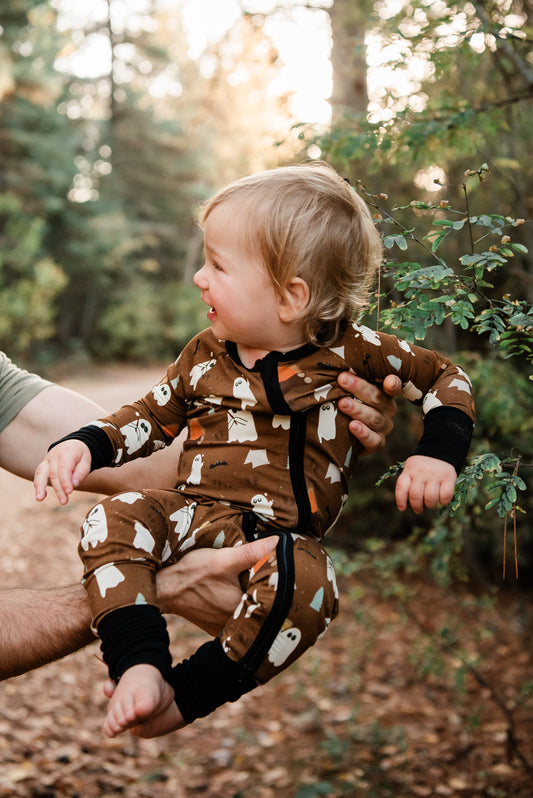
{"left": 395, "top": 455, "right": 456, "bottom": 514}
{"left": 34, "top": 440, "right": 92, "bottom": 505}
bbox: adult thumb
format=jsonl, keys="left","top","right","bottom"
{"left": 229, "top": 535, "right": 278, "bottom": 571}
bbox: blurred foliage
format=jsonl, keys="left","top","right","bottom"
{"left": 95, "top": 280, "right": 207, "bottom": 360}
{"left": 0, "top": 0, "right": 301, "bottom": 361}
{"left": 305, "top": 0, "right": 533, "bottom": 587}
{"left": 329, "top": 171, "right": 532, "bottom": 587}
{"left": 0, "top": 192, "right": 67, "bottom": 353}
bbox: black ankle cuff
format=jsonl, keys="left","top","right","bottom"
{"left": 170, "top": 638, "right": 257, "bottom": 724}
{"left": 98, "top": 605, "right": 173, "bottom": 683}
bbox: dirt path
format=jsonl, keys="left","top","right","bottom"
{"left": 0, "top": 366, "right": 531, "bottom": 797}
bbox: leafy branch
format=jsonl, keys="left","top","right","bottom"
{"left": 361, "top": 168, "right": 533, "bottom": 368}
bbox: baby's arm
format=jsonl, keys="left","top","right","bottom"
{"left": 34, "top": 440, "right": 92, "bottom": 505}
{"left": 395, "top": 455, "right": 457, "bottom": 515}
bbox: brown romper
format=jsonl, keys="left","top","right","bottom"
{"left": 70, "top": 323, "right": 475, "bottom": 723}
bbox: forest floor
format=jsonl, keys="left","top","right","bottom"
{"left": 0, "top": 364, "right": 532, "bottom": 798}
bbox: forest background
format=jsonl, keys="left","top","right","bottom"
{"left": 1, "top": 1, "right": 533, "bottom": 794}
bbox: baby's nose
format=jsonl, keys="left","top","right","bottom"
{"left": 193, "top": 266, "right": 206, "bottom": 287}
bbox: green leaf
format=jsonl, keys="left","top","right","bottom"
{"left": 383, "top": 234, "right": 409, "bottom": 250}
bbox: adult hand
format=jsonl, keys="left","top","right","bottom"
{"left": 337, "top": 372, "right": 402, "bottom": 456}
{"left": 157, "top": 535, "right": 278, "bottom": 636}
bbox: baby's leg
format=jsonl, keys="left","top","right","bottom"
{"left": 79, "top": 492, "right": 174, "bottom": 623}
{"left": 103, "top": 663, "right": 179, "bottom": 738}
{"left": 79, "top": 490, "right": 193, "bottom": 735}
{"left": 169, "top": 532, "right": 339, "bottom": 725}
{"left": 224, "top": 533, "right": 339, "bottom": 686}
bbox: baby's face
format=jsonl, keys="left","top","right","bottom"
{"left": 193, "top": 202, "right": 288, "bottom": 353}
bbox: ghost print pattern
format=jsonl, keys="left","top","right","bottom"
{"left": 80, "top": 492, "right": 160, "bottom": 603}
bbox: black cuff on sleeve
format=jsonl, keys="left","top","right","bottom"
{"left": 48, "top": 424, "right": 115, "bottom": 471}
{"left": 412, "top": 406, "right": 474, "bottom": 474}
{"left": 170, "top": 638, "right": 258, "bottom": 724}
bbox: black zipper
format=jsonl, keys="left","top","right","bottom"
{"left": 237, "top": 531, "right": 295, "bottom": 682}
{"left": 288, "top": 412, "right": 312, "bottom": 532}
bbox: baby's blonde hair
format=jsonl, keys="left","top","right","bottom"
{"left": 200, "top": 162, "right": 382, "bottom": 347}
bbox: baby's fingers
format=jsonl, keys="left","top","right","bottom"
{"left": 439, "top": 477, "right": 456, "bottom": 507}
{"left": 423, "top": 482, "right": 440, "bottom": 510}
{"left": 71, "top": 456, "right": 91, "bottom": 489}
{"left": 395, "top": 470, "right": 427, "bottom": 514}
{"left": 34, "top": 460, "right": 51, "bottom": 502}
{"left": 394, "top": 470, "right": 412, "bottom": 512}
{"left": 48, "top": 465, "right": 72, "bottom": 504}
{"left": 34, "top": 457, "right": 71, "bottom": 505}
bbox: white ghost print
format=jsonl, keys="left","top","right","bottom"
{"left": 161, "top": 540, "right": 172, "bottom": 562}
{"left": 402, "top": 381, "right": 423, "bottom": 401}
{"left": 314, "top": 383, "right": 332, "bottom": 402}
{"left": 326, "top": 556, "right": 339, "bottom": 599}
{"left": 318, "top": 402, "right": 337, "bottom": 442}
{"left": 251, "top": 494, "right": 275, "bottom": 519}
{"left": 244, "top": 449, "right": 270, "bottom": 468}
{"left": 272, "top": 415, "right": 290, "bottom": 430}
{"left": 187, "top": 453, "right": 204, "bottom": 485}
{"left": 399, "top": 339, "right": 414, "bottom": 355}
{"left": 132, "top": 521, "right": 155, "bottom": 554}
{"left": 120, "top": 419, "right": 151, "bottom": 455}
{"left": 213, "top": 530, "right": 226, "bottom": 548}
{"left": 456, "top": 366, "right": 472, "bottom": 384}
{"left": 387, "top": 355, "right": 402, "bottom": 372}
{"left": 80, "top": 504, "right": 108, "bottom": 551}
{"left": 449, "top": 377, "right": 472, "bottom": 394}
{"left": 233, "top": 590, "right": 261, "bottom": 621}
{"left": 111, "top": 491, "right": 143, "bottom": 505}
{"left": 422, "top": 391, "right": 443, "bottom": 414}
{"left": 227, "top": 409, "right": 258, "bottom": 442}
{"left": 169, "top": 502, "right": 197, "bottom": 540}
{"left": 233, "top": 377, "right": 257, "bottom": 410}
{"left": 177, "top": 525, "right": 199, "bottom": 553}
{"left": 152, "top": 382, "right": 171, "bottom": 406}
{"left": 89, "top": 420, "right": 114, "bottom": 430}
{"left": 189, "top": 359, "right": 216, "bottom": 390}
{"left": 94, "top": 563, "right": 125, "bottom": 598}
{"left": 267, "top": 624, "right": 302, "bottom": 667}
{"left": 325, "top": 463, "right": 341, "bottom": 483}
{"left": 233, "top": 593, "right": 247, "bottom": 621}
{"left": 353, "top": 323, "right": 382, "bottom": 346}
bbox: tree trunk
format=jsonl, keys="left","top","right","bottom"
{"left": 328, "top": 0, "right": 372, "bottom": 119}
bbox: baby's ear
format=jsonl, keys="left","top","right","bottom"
{"left": 278, "top": 277, "right": 310, "bottom": 322}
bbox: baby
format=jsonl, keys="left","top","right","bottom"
{"left": 35, "top": 162, "right": 474, "bottom": 738}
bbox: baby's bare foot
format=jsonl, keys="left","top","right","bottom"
{"left": 103, "top": 664, "right": 174, "bottom": 738}
{"left": 129, "top": 699, "right": 185, "bottom": 738}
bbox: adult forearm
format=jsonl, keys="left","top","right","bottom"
{"left": 0, "top": 384, "right": 184, "bottom": 491}
{"left": 0, "top": 538, "right": 277, "bottom": 680}
{"left": 0, "top": 585, "right": 94, "bottom": 680}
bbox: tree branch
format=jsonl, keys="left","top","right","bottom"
{"left": 471, "top": 1, "right": 533, "bottom": 88}
{"left": 405, "top": 603, "right": 533, "bottom": 779}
